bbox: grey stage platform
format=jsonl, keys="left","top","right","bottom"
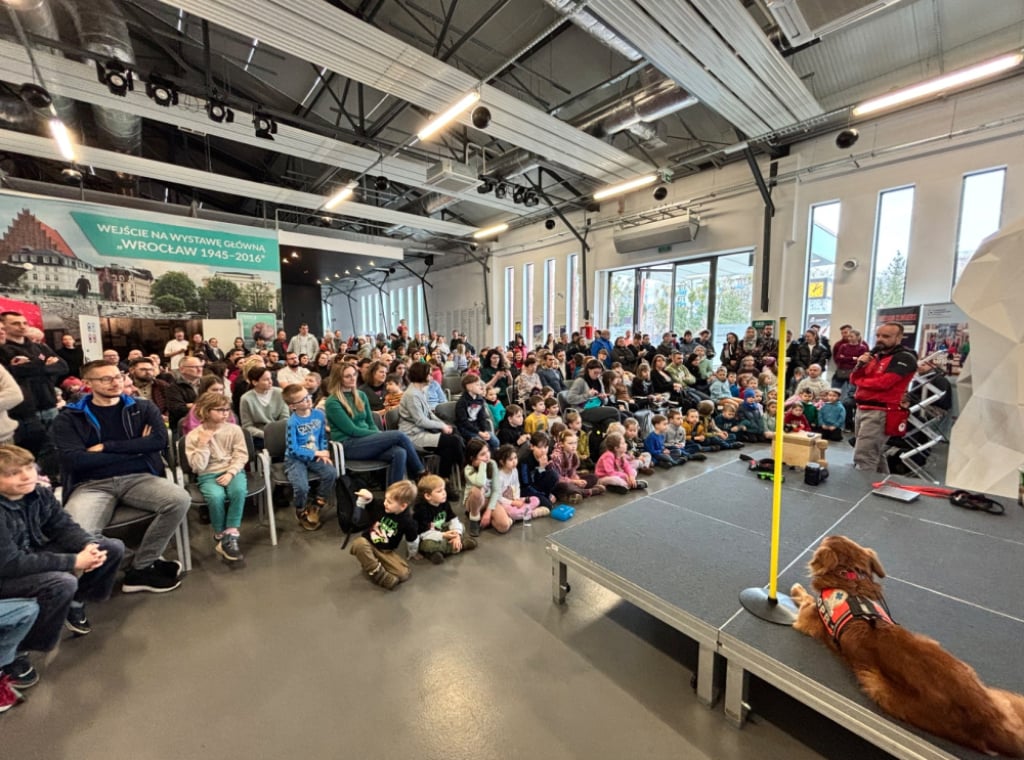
{"left": 547, "top": 458, "right": 1024, "bottom": 760}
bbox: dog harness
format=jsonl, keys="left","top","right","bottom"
{"left": 816, "top": 586, "right": 894, "bottom": 647}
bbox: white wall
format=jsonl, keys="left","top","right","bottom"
{"left": 328, "top": 74, "right": 1024, "bottom": 348}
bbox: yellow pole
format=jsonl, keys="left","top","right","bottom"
{"left": 767, "top": 317, "right": 787, "bottom": 600}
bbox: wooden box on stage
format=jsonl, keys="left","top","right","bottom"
{"left": 781, "top": 432, "right": 829, "bottom": 469}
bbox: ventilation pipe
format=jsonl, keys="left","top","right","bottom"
{"left": 575, "top": 78, "right": 697, "bottom": 139}
{"left": 9, "top": 0, "right": 80, "bottom": 133}
{"left": 58, "top": 0, "right": 141, "bottom": 154}
{"left": 540, "top": 0, "right": 642, "bottom": 62}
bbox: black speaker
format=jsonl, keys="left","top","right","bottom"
{"left": 804, "top": 462, "right": 829, "bottom": 486}
{"left": 835, "top": 128, "right": 859, "bottom": 149}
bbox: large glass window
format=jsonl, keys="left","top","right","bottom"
{"left": 804, "top": 202, "right": 839, "bottom": 337}
{"left": 954, "top": 168, "right": 1005, "bottom": 286}
{"left": 868, "top": 186, "right": 914, "bottom": 321}
{"left": 607, "top": 269, "right": 636, "bottom": 338}
{"left": 637, "top": 267, "right": 672, "bottom": 338}
{"left": 504, "top": 266, "right": 515, "bottom": 346}
{"left": 567, "top": 254, "right": 579, "bottom": 335}
{"left": 672, "top": 260, "right": 710, "bottom": 335}
{"left": 544, "top": 258, "right": 556, "bottom": 340}
{"left": 712, "top": 252, "right": 754, "bottom": 348}
{"left": 522, "top": 263, "right": 535, "bottom": 343}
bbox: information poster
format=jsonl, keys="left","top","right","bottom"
{"left": 919, "top": 302, "right": 970, "bottom": 374}
{"left": 78, "top": 315, "right": 103, "bottom": 361}
{"left": 874, "top": 306, "right": 920, "bottom": 350}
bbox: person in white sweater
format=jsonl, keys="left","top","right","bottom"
{"left": 185, "top": 391, "right": 249, "bottom": 562}
{"left": 238, "top": 366, "right": 289, "bottom": 446}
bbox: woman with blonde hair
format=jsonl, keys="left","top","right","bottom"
{"left": 324, "top": 363, "right": 424, "bottom": 486}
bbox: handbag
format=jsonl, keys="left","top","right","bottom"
{"left": 833, "top": 368, "right": 851, "bottom": 382}
{"left": 583, "top": 397, "right": 603, "bottom": 410}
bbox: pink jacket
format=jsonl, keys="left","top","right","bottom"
{"left": 595, "top": 450, "right": 636, "bottom": 480}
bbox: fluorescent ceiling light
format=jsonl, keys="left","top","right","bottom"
{"left": 48, "top": 119, "right": 76, "bottom": 162}
{"left": 472, "top": 222, "right": 509, "bottom": 239}
{"left": 593, "top": 174, "right": 658, "bottom": 201}
{"left": 853, "top": 52, "right": 1024, "bottom": 117}
{"left": 324, "top": 181, "right": 357, "bottom": 210}
{"left": 417, "top": 91, "right": 480, "bottom": 141}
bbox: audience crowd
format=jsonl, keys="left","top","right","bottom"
{"left": 1, "top": 312, "right": 902, "bottom": 713}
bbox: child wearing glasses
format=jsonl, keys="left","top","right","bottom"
{"left": 185, "top": 391, "right": 250, "bottom": 563}
{"left": 282, "top": 384, "right": 337, "bottom": 532}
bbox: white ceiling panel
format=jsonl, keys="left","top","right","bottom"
{"left": 154, "top": 0, "right": 653, "bottom": 182}
{"left": 0, "top": 130, "right": 476, "bottom": 237}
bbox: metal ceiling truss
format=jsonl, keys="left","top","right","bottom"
{"left": 0, "top": 128, "right": 476, "bottom": 237}
{"left": 153, "top": 0, "right": 652, "bottom": 183}
{"left": 0, "top": 38, "right": 524, "bottom": 218}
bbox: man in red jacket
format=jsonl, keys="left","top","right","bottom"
{"left": 850, "top": 322, "right": 918, "bottom": 473}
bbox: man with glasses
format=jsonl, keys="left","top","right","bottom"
{"left": 52, "top": 360, "right": 190, "bottom": 593}
{"left": 165, "top": 356, "right": 204, "bottom": 431}
{"left": 0, "top": 311, "right": 67, "bottom": 479}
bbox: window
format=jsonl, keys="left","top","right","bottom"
{"left": 567, "top": 254, "right": 579, "bottom": 335}
{"left": 804, "top": 202, "right": 840, "bottom": 337}
{"left": 607, "top": 269, "right": 635, "bottom": 338}
{"left": 711, "top": 252, "right": 754, "bottom": 347}
{"left": 868, "top": 186, "right": 914, "bottom": 322}
{"left": 672, "top": 261, "right": 710, "bottom": 335}
{"left": 544, "top": 258, "right": 556, "bottom": 340}
{"left": 522, "top": 263, "right": 534, "bottom": 344}
{"left": 954, "top": 168, "right": 1005, "bottom": 286}
{"left": 504, "top": 266, "right": 515, "bottom": 346}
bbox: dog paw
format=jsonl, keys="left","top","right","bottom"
{"left": 790, "top": 583, "right": 809, "bottom": 602}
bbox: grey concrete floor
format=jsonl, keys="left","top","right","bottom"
{"left": 2, "top": 441, "right": 904, "bottom": 760}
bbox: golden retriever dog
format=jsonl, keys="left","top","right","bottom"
{"left": 790, "top": 535, "right": 1024, "bottom": 757}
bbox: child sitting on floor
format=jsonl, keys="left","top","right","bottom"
{"left": 518, "top": 431, "right": 559, "bottom": 509}
{"left": 551, "top": 430, "right": 604, "bottom": 505}
{"left": 645, "top": 414, "right": 686, "bottom": 468}
{"left": 815, "top": 388, "right": 846, "bottom": 441}
{"left": 495, "top": 444, "right": 549, "bottom": 523}
{"left": 622, "top": 417, "right": 655, "bottom": 474}
{"left": 680, "top": 408, "right": 714, "bottom": 456}
{"left": 696, "top": 400, "right": 743, "bottom": 450}
{"left": 349, "top": 480, "right": 419, "bottom": 590}
{"left": 595, "top": 433, "right": 647, "bottom": 494}
{"left": 783, "top": 401, "right": 812, "bottom": 433}
{"left": 563, "top": 409, "right": 592, "bottom": 468}
{"left": 463, "top": 438, "right": 504, "bottom": 536}
{"left": 411, "top": 474, "right": 476, "bottom": 564}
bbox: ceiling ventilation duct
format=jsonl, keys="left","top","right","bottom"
{"left": 58, "top": 0, "right": 141, "bottom": 154}
{"left": 8, "top": 0, "right": 80, "bottom": 133}
{"left": 613, "top": 213, "right": 700, "bottom": 253}
{"left": 541, "top": 0, "right": 642, "bottom": 62}
{"left": 766, "top": 0, "right": 906, "bottom": 46}
{"left": 577, "top": 77, "right": 698, "bottom": 139}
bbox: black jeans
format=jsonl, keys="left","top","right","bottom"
{"left": 0, "top": 537, "right": 124, "bottom": 652}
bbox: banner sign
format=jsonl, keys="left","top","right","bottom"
{"left": 919, "top": 302, "right": 969, "bottom": 375}
{"left": 71, "top": 212, "right": 278, "bottom": 271}
{"left": 874, "top": 305, "right": 920, "bottom": 350}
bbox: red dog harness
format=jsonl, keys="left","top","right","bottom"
{"left": 816, "top": 585, "right": 894, "bottom": 647}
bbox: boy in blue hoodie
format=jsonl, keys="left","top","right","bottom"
{"left": 283, "top": 384, "right": 337, "bottom": 531}
{"left": 735, "top": 389, "right": 767, "bottom": 442}
{"left": 816, "top": 388, "right": 847, "bottom": 441}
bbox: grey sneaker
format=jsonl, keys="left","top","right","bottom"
{"left": 216, "top": 534, "right": 244, "bottom": 562}
{"left": 65, "top": 605, "right": 91, "bottom": 636}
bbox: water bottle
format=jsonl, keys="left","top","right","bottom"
{"left": 522, "top": 505, "right": 532, "bottom": 526}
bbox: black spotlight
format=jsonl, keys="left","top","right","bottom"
{"left": 18, "top": 83, "right": 52, "bottom": 110}
{"left": 424, "top": 254, "right": 435, "bottom": 267}
{"left": 145, "top": 74, "right": 179, "bottom": 107}
{"left": 471, "top": 106, "right": 491, "bottom": 129}
{"left": 835, "top": 128, "right": 860, "bottom": 149}
{"left": 96, "top": 59, "right": 133, "bottom": 96}
{"left": 544, "top": 219, "right": 556, "bottom": 230}
{"left": 477, "top": 176, "right": 495, "bottom": 194}
{"left": 252, "top": 111, "right": 278, "bottom": 140}
{"left": 206, "top": 99, "right": 234, "bottom": 123}
{"left": 653, "top": 185, "right": 668, "bottom": 201}
{"left": 523, "top": 189, "right": 539, "bottom": 207}
{"left": 374, "top": 175, "right": 389, "bottom": 191}
{"left": 512, "top": 186, "right": 526, "bottom": 204}
{"left": 494, "top": 183, "right": 508, "bottom": 200}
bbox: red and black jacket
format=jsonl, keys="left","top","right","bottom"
{"left": 851, "top": 347, "right": 917, "bottom": 410}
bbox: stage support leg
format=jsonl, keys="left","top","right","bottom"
{"left": 696, "top": 644, "right": 717, "bottom": 707}
{"left": 725, "top": 660, "right": 749, "bottom": 727}
{"left": 552, "top": 559, "right": 568, "bottom": 604}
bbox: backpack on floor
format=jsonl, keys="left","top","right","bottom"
{"left": 634, "top": 409, "right": 654, "bottom": 440}
{"left": 336, "top": 474, "right": 369, "bottom": 534}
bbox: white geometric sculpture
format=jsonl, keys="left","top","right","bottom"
{"left": 947, "top": 216, "right": 1024, "bottom": 498}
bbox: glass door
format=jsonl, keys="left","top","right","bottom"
{"left": 607, "top": 269, "right": 636, "bottom": 338}
{"left": 637, "top": 266, "right": 673, "bottom": 338}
